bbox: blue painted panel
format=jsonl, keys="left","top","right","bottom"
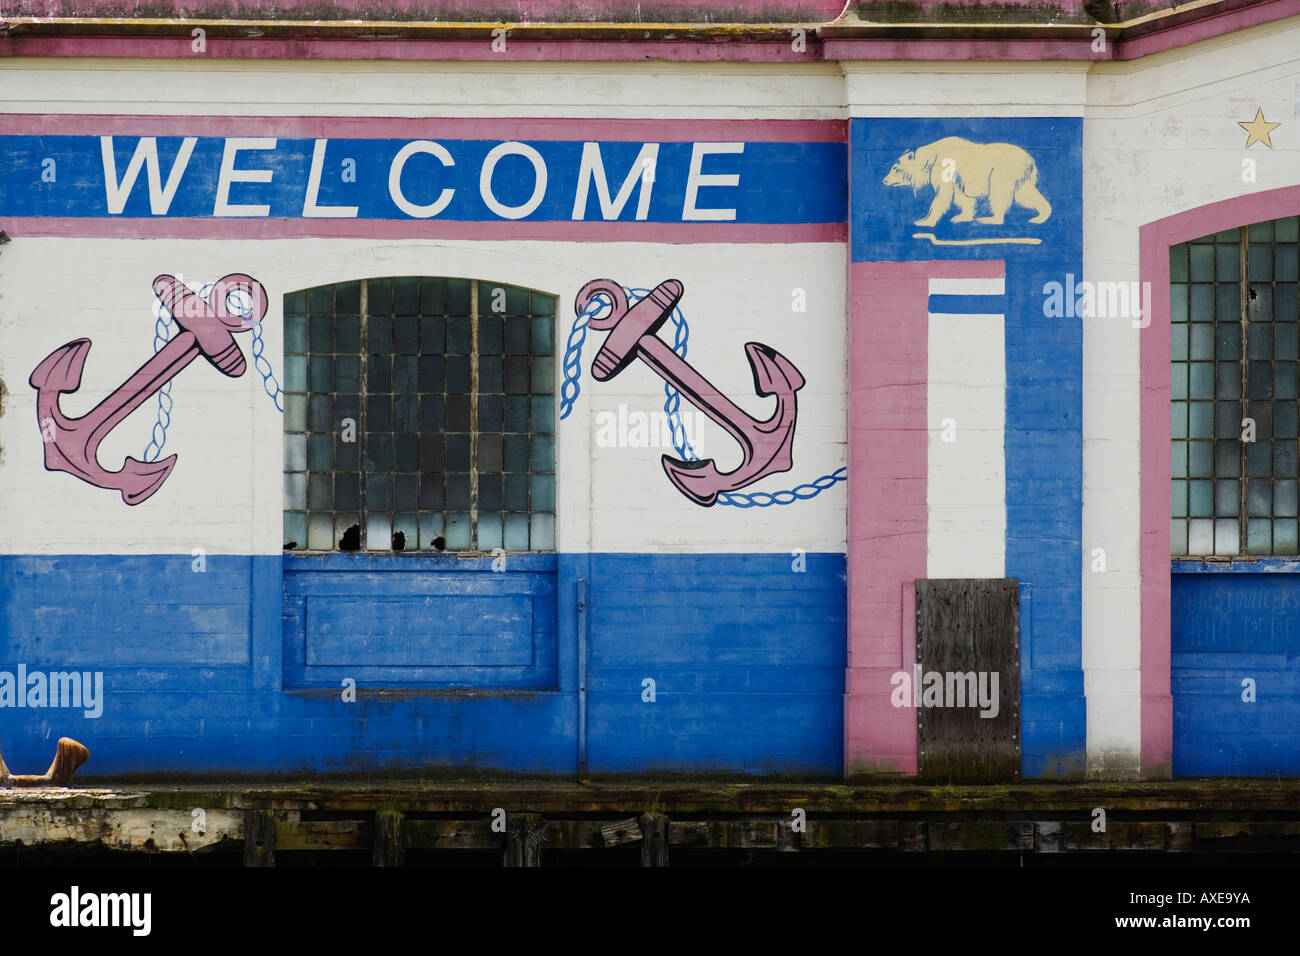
{"left": 0, "top": 136, "right": 847, "bottom": 224}
{"left": 305, "top": 595, "right": 534, "bottom": 666}
{"left": 0, "top": 552, "right": 845, "bottom": 776}
{"left": 1172, "top": 571, "right": 1300, "bottom": 776}
{"left": 850, "top": 116, "right": 1085, "bottom": 778}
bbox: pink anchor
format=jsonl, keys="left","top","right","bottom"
{"left": 28, "top": 274, "right": 268, "bottom": 505}
{"left": 575, "top": 278, "right": 805, "bottom": 507}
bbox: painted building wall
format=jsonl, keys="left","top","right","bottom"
{"left": 1, "top": 9, "right": 1299, "bottom": 779}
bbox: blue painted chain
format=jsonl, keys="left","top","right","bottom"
{"left": 142, "top": 281, "right": 283, "bottom": 463}
{"left": 558, "top": 285, "right": 846, "bottom": 506}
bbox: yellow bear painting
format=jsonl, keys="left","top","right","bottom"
{"left": 882, "top": 137, "right": 1052, "bottom": 228}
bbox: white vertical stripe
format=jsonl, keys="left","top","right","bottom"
{"left": 927, "top": 301, "right": 1006, "bottom": 579}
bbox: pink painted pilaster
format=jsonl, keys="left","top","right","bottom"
{"left": 844, "top": 258, "right": 1002, "bottom": 777}
{"left": 1138, "top": 185, "right": 1300, "bottom": 779}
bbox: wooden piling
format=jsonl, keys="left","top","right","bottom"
{"left": 243, "top": 810, "right": 276, "bottom": 867}
{"left": 640, "top": 812, "right": 669, "bottom": 867}
{"left": 503, "top": 813, "right": 545, "bottom": 867}
{"left": 373, "top": 810, "right": 404, "bottom": 867}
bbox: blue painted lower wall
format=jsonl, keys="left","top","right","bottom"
{"left": 0, "top": 552, "right": 846, "bottom": 776}
{"left": 1172, "top": 569, "right": 1300, "bottom": 776}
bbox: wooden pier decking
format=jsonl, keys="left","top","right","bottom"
{"left": 3, "top": 779, "right": 1299, "bottom": 864}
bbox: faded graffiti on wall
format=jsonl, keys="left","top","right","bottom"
{"left": 29, "top": 274, "right": 268, "bottom": 505}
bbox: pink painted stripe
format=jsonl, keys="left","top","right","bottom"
{"left": 1137, "top": 184, "right": 1300, "bottom": 780}
{"left": 3, "top": 216, "right": 846, "bottom": 244}
{"left": 0, "top": 0, "right": 849, "bottom": 16}
{"left": 0, "top": 113, "right": 846, "bottom": 143}
{"left": 844, "top": 258, "right": 1004, "bottom": 778}
{"left": 0, "top": 36, "right": 826, "bottom": 62}
{"left": 7, "top": 0, "right": 1296, "bottom": 65}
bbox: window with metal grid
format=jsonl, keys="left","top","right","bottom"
{"left": 282, "top": 277, "right": 557, "bottom": 553}
{"left": 1171, "top": 215, "right": 1300, "bottom": 556}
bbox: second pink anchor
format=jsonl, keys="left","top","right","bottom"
{"left": 575, "top": 278, "right": 806, "bottom": 507}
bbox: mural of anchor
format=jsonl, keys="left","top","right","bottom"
{"left": 575, "top": 278, "right": 805, "bottom": 507}
{"left": 29, "top": 274, "right": 268, "bottom": 505}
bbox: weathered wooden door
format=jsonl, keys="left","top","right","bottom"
{"left": 915, "top": 579, "right": 1020, "bottom": 783}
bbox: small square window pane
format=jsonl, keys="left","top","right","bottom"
{"left": 308, "top": 394, "right": 332, "bottom": 432}
{"left": 1215, "top": 439, "right": 1239, "bottom": 477}
{"left": 393, "top": 315, "right": 419, "bottom": 353}
{"left": 1275, "top": 480, "right": 1298, "bottom": 517}
{"left": 308, "top": 473, "right": 332, "bottom": 510}
{"left": 1218, "top": 242, "right": 1242, "bottom": 281}
{"left": 1221, "top": 284, "right": 1243, "bottom": 320}
{"left": 479, "top": 356, "right": 503, "bottom": 393}
{"left": 1242, "top": 515, "right": 1274, "bottom": 554}
{"left": 392, "top": 513, "right": 417, "bottom": 552}
{"left": 368, "top": 315, "right": 393, "bottom": 353}
{"left": 1214, "top": 518, "right": 1240, "bottom": 555}
{"left": 505, "top": 396, "right": 529, "bottom": 432}
{"left": 504, "top": 356, "right": 529, "bottom": 394}
{"left": 531, "top": 316, "right": 555, "bottom": 355}
{"left": 1274, "top": 519, "right": 1299, "bottom": 554}
{"left": 1171, "top": 518, "right": 1188, "bottom": 556}
{"left": 531, "top": 292, "right": 555, "bottom": 317}
{"left": 418, "top": 513, "right": 443, "bottom": 550}
{"left": 1248, "top": 221, "right": 1273, "bottom": 242}
{"left": 505, "top": 317, "right": 529, "bottom": 354}
{"left": 447, "top": 279, "right": 471, "bottom": 315}
{"left": 530, "top": 513, "right": 555, "bottom": 551}
{"left": 1248, "top": 284, "right": 1273, "bottom": 322}
{"left": 420, "top": 278, "right": 446, "bottom": 315}
{"left": 414, "top": 475, "right": 441, "bottom": 515}
{"left": 1171, "top": 402, "right": 1188, "bottom": 439}
{"left": 309, "top": 286, "right": 333, "bottom": 315}
{"left": 479, "top": 434, "right": 503, "bottom": 472}
{"left": 1249, "top": 245, "right": 1274, "bottom": 282}
{"left": 285, "top": 291, "right": 307, "bottom": 316}
{"left": 1172, "top": 442, "right": 1188, "bottom": 479}
{"left": 1276, "top": 363, "right": 1298, "bottom": 400}
{"left": 479, "top": 474, "right": 503, "bottom": 511}
{"left": 419, "top": 435, "right": 444, "bottom": 472}
{"left": 1276, "top": 216, "right": 1300, "bottom": 242}
{"left": 395, "top": 472, "right": 419, "bottom": 509}
{"left": 1215, "top": 401, "right": 1242, "bottom": 438}
{"left": 478, "top": 513, "right": 503, "bottom": 551}
{"left": 504, "top": 435, "right": 529, "bottom": 470}
{"left": 1279, "top": 282, "right": 1300, "bottom": 323}
{"left": 336, "top": 356, "right": 361, "bottom": 393}
{"left": 532, "top": 474, "right": 555, "bottom": 511}
{"left": 530, "top": 357, "right": 555, "bottom": 394}
{"left": 1189, "top": 479, "right": 1213, "bottom": 516}
{"left": 447, "top": 473, "right": 471, "bottom": 510}
{"left": 1189, "top": 246, "right": 1214, "bottom": 281}
{"left": 284, "top": 511, "right": 306, "bottom": 549}
{"left": 394, "top": 277, "right": 420, "bottom": 315}
{"left": 504, "top": 514, "right": 529, "bottom": 550}
{"left": 285, "top": 433, "right": 307, "bottom": 471}
{"left": 285, "top": 314, "right": 307, "bottom": 353}
{"left": 1189, "top": 403, "right": 1213, "bottom": 438}
{"left": 1276, "top": 322, "right": 1299, "bottom": 360}
{"left": 1251, "top": 403, "right": 1272, "bottom": 440}
{"left": 1215, "top": 478, "right": 1239, "bottom": 516}
{"left": 422, "top": 394, "right": 447, "bottom": 431}
{"left": 1189, "top": 362, "right": 1214, "bottom": 397}
{"left": 370, "top": 473, "right": 392, "bottom": 510}
{"left": 1189, "top": 441, "right": 1213, "bottom": 477}
{"left": 1215, "top": 362, "right": 1240, "bottom": 398}
{"left": 447, "top": 434, "right": 470, "bottom": 471}
{"left": 308, "top": 513, "right": 334, "bottom": 551}
{"left": 1246, "top": 479, "right": 1271, "bottom": 516}
{"left": 1188, "top": 518, "right": 1214, "bottom": 554}
{"left": 1276, "top": 404, "right": 1299, "bottom": 438}
{"left": 445, "top": 514, "right": 471, "bottom": 551}
{"left": 368, "top": 355, "right": 392, "bottom": 391}
{"left": 1278, "top": 245, "right": 1300, "bottom": 283}
{"left": 285, "top": 355, "right": 307, "bottom": 392}
{"left": 1171, "top": 284, "right": 1189, "bottom": 323}
{"left": 446, "top": 317, "right": 471, "bottom": 353}
{"left": 394, "top": 355, "right": 418, "bottom": 393}
{"left": 1247, "top": 440, "right": 1271, "bottom": 477}
{"left": 285, "top": 394, "right": 307, "bottom": 432}
{"left": 1275, "top": 439, "right": 1298, "bottom": 478}
{"left": 1247, "top": 518, "right": 1272, "bottom": 553}
{"left": 336, "top": 315, "right": 361, "bottom": 352}
{"left": 531, "top": 397, "right": 555, "bottom": 434}
{"left": 366, "top": 513, "right": 391, "bottom": 550}
{"left": 1171, "top": 324, "right": 1188, "bottom": 361}
{"left": 1172, "top": 481, "right": 1188, "bottom": 517}
{"left": 1248, "top": 361, "right": 1273, "bottom": 399}
{"left": 530, "top": 434, "right": 555, "bottom": 472}
{"left": 1189, "top": 323, "right": 1213, "bottom": 360}
{"left": 335, "top": 435, "right": 359, "bottom": 470}
{"left": 285, "top": 472, "right": 307, "bottom": 510}
{"left": 335, "top": 473, "right": 360, "bottom": 511}
{"left": 308, "top": 434, "right": 333, "bottom": 471}
{"left": 365, "top": 433, "right": 391, "bottom": 472}
{"left": 368, "top": 278, "right": 393, "bottom": 315}
{"left": 505, "top": 474, "right": 529, "bottom": 511}
{"left": 1171, "top": 364, "right": 1188, "bottom": 401}
{"left": 1216, "top": 323, "right": 1241, "bottom": 360}
{"left": 446, "top": 355, "right": 471, "bottom": 392}
{"left": 1190, "top": 284, "right": 1214, "bottom": 321}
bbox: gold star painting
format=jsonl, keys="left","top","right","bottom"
{"left": 1238, "top": 108, "right": 1281, "bottom": 149}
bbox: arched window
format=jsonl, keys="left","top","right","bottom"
{"left": 1170, "top": 216, "right": 1300, "bottom": 556}
{"left": 282, "top": 277, "right": 557, "bottom": 553}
